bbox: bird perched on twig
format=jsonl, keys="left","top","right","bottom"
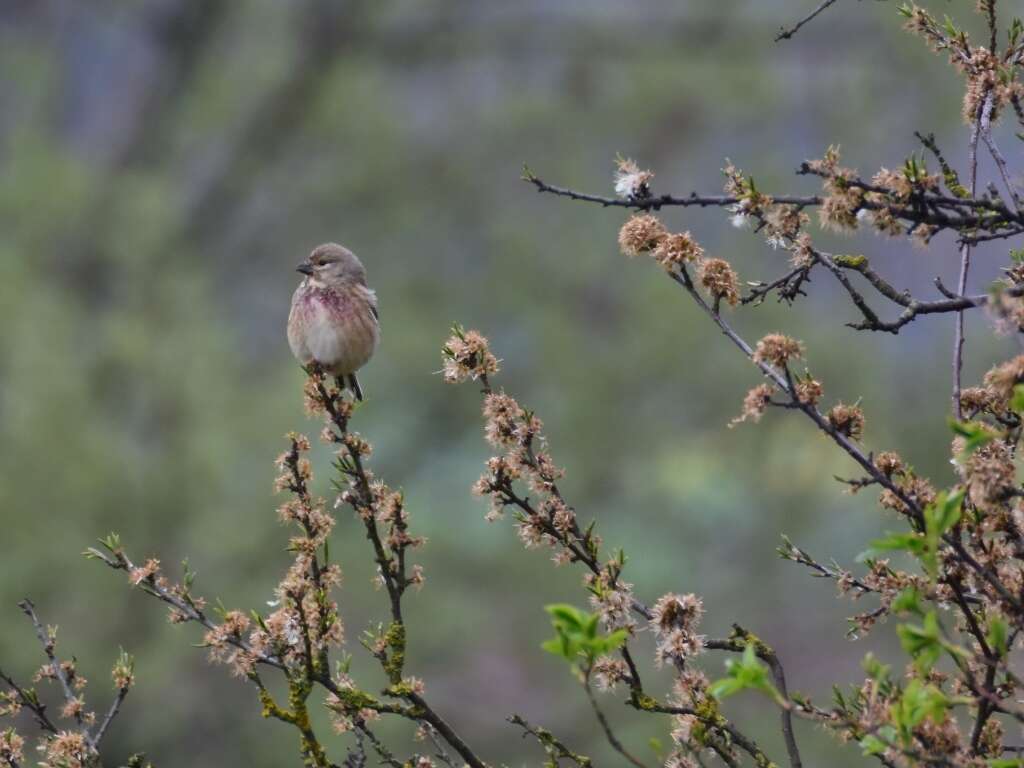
{"left": 288, "top": 243, "right": 379, "bottom": 401}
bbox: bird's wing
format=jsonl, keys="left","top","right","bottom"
{"left": 365, "top": 287, "right": 379, "bottom": 322}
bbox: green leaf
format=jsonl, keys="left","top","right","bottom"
{"left": 986, "top": 615, "right": 1009, "bottom": 658}
{"left": 1011, "top": 385, "right": 1024, "bottom": 415}
{"left": 925, "top": 490, "right": 963, "bottom": 537}
{"left": 541, "top": 604, "right": 628, "bottom": 670}
{"left": 897, "top": 612, "right": 942, "bottom": 673}
{"left": 891, "top": 588, "right": 924, "bottom": 616}
{"left": 862, "top": 653, "right": 891, "bottom": 682}
{"left": 709, "top": 644, "right": 783, "bottom": 705}
{"left": 708, "top": 676, "right": 746, "bottom": 699}
{"left": 890, "top": 680, "right": 949, "bottom": 744}
{"left": 648, "top": 738, "right": 664, "bottom": 760}
{"left": 897, "top": 611, "right": 968, "bottom": 673}
{"left": 860, "top": 531, "right": 927, "bottom": 561}
{"left": 541, "top": 637, "right": 572, "bottom": 660}
{"left": 949, "top": 419, "right": 996, "bottom": 455}
{"left": 860, "top": 734, "right": 889, "bottom": 756}
{"left": 545, "top": 604, "right": 586, "bottom": 631}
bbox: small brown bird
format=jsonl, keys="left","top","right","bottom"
{"left": 288, "top": 243, "right": 380, "bottom": 400}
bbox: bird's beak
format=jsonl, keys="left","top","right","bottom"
{"left": 296, "top": 262, "right": 314, "bottom": 275}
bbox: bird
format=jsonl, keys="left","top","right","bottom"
{"left": 288, "top": 243, "right": 379, "bottom": 401}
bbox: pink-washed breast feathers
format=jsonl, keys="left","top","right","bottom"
{"left": 288, "top": 283, "right": 379, "bottom": 375}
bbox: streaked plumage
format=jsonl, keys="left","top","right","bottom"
{"left": 288, "top": 243, "right": 379, "bottom": 400}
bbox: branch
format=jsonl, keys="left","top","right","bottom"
{"left": 89, "top": 685, "right": 129, "bottom": 749}
{"left": 457, "top": 366, "right": 783, "bottom": 768}
{"left": 88, "top": 548, "right": 286, "bottom": 671}
{"left": 509, "top": 714, "right": 593, "bottom": 767}
{"left": 307, "top": 371, "right": 487, "bottom": 768}
{"left": 583, "top": 675, "right": 648, "bottom": 768}
{"left": 523, "top": 167, "right": 820, "bottom": 211}
{"left": 953, "top": 91, "right": 990, "bottom": 419}
{"left": 704, "top": 627, "right": 802, "bottom": 768}
{"left": 18, "top": 600, "right": 84, "bottom": 729}
{"left": 0, "top": 667, "right": 57, "bottom": 734}
{"left": 980, "top": 125, "right": 1022, "bottom": 215}
{"left": 525, "top": 167, "right": 1024, "bottom": 234}
{"left": 661, "top": 266, "right": 1024, "bottom": 615}
{"left": 775, "top": 0, "right": 842, "bottom": 42}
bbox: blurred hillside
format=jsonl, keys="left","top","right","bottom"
{"left": 0, "top": 1, "right": 1019, "bottom": 766}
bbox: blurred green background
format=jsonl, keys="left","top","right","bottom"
{"left": 1, "top": 1, "right": 1020, "bottom": 765}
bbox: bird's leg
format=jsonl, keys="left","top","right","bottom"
{"left": 348, "top": 374, "right": 364, "bottom": 402}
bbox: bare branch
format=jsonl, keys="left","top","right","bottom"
{"left": 775, "top": 0, "right": 842, "bottom": 42}
{"left": 582, "top": 675, "right": 648, "bottom": 768}
{"left": 89, "top": 686, "right": 129, "bottom": 749}
{"left": 953, "top": 92, "right": 991, "bottom": 419}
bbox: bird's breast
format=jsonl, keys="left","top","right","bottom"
{"left": 289, "top": 284, "right": 379, "bottom": 374}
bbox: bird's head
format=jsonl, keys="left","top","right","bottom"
{"left": 297, "top": 243, "right": 367, "bottom": 286}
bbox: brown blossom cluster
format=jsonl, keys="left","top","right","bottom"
{"left": 877, "top": 466, "right": 937, "bottom": 516}
{"left": 799, "top": 146, "right": 950, "bottom": 245}
{"left": 618, "top": 213, "right": 740, "bottom": 305}
{"left": 807, "top": 145, "right": 863, "bottom": 232}
{"left": 723, "top": 161, "right": 774, "bottom": 223}
{"left": 442, "top": 326, "right": 500, "bottom": 384}
{"left": 618, "top": 214, "right": 667, "bottom": 258}
{"left": 732, "top": 335, "right": 822, "bottom": 426}
{"left": 698, "top": 259, "right": 741, "bottom": 307}
{"left": 650, "top": 593, "right": 705, "bottom": 667}
{"left": 590, "top": 655, "right": 630, "bottom": 691}
{"left": 983, "top": 354, "right": 1024, "bottom": 408}
{"left": 962, "top": 441, "right": 1015, "bottom": 510}
{"left": 0, "top": 730, "right": 24, "bottom": 766}
{"left": 38, "top": 731, "right": 91, "bottom": 768}
{"left": 986, "top": 288, "right": 1024, "bottom": 335}
{"left": 795, "top": 374, "right": 824, "bottom": 405}
{"left": 666, "top": 668, "right": 715, "bottom": 762}
{"left": 654, "top": 232, "right": 704, "bottom": 270}
{"left": 731, "top": 383, "right": 774, "bottom": 426}
{"left": 752, "top": 333, "right": 803, "bottom": 368}
{"left": 827, "top": 402, "right": 865, "bottom": 441}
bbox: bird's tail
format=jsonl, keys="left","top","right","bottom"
{"left": 347, "top": 373, "right": 364, "bottom": 402}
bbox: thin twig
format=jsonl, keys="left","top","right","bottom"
{"left": 981, "top": 126, "right": 1022, "bottom": 214}
{"left": 775, "top": 0, "right": 842, "bottom": 42}
{"left": 0, "top": 667, "right": 58, "bottom": 734}
{"left": 90, "top": 550, "right": 286, "bottom": 670}
{"left": 524, "top": 168, "right": 819, "bottom": 211}
{"left": 509, "top": 714, "right": 594, "bottom": 767}
{"left": 953, "top": 92, "right": 990, "bottom": 420}
{"left": 419, "top": 723, "right": 457, "bottom": 768}
{"left": 89, "top": 685, "right": 130, "bottom": 749}
{"left": 18, "top": 599, "right": 84, "bottom": 729}
{"left": 583, "top": 675, "right": 648, "bottom": 768}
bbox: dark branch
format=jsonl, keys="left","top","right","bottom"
{"left": 775, "top": 0, "right": 842, "bottom": 42}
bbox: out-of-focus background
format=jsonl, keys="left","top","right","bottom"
{"left": 1, "top": 1, "right": 1019, "bottom": 765}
